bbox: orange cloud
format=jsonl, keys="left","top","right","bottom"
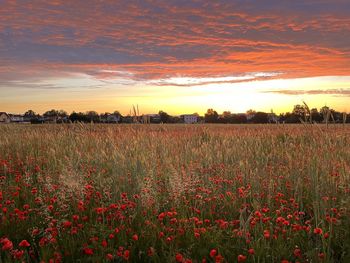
{"left": 0, "top": 0, "right": 349, "bottom": 86}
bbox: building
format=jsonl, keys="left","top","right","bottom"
{"left": 268, "top": 113, "right": 279, "bottom": 123}
{"left": 9, "top": 114, "right": 24, "bottom": 123}
{"left": 181, "top": 114, "right": 198, "bottom": 124}
{"left": 0, "top": 112, "right": 10, "bottom": 123}
{"left": 106, "top": 114, "right": 121, "bottom": 123}
{"left": 142, "top": 114, "right": 161, "bottom": 124}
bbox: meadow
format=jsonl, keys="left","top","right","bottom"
{"left": 0, "top": 124, "right": 349, "bottom": 262}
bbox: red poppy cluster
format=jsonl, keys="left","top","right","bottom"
{"left": 0, "top": 135, "right": 349, "bottom": 263}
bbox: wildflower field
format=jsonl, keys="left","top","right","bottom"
{"left": 0, "top": 124, "right": 349, "bottom": 262}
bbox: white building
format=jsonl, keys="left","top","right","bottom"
{"left": 9, "top": 114, "right": 24, "bottom": 123}
{"left": 0, "top": 112, "right": 10, "bottom": 123}
{"left": 106, "top": 114, "right": 121, "bottom": 123}
{"left": 181, "top": 114, "right": 198, "bottom": 124}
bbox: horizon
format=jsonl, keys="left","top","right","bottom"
{"left": 1, "top": 1, "right": 350, "bottom": 114}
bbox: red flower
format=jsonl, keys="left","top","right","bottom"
{"left": 318, "top": 252, "right": 325, "bottom": 260}
{"left": 147, "top": 247, "right": 155, "bottom": 257}
{"left": 1, "top": 238, "right": 13, "bottom": 251}
{"left": 106, "top": 253, "right": 113, "bottom": 260}
{"left": 263, "top": 230, "right": 270, "bottom": 239}
{"left": 32, "top": 228, "right": 40, "bottom": 235}
{"left": 314, "top": 228, "right": 323, "bottom": 235}
{"left": 123, "top": 250, "right": 130, "bottom": 260}
{"left": 238, "top": 254, "right": 247, "bottom": 262}
{"left": 210, "top": 249, "right": 217, "bottom": 258}
{"left": 175, "top": 253, "right": 184, "bottom": 262}
{"left": 19, "top": 240, "right": 30, "bottom": 247}
{"left": 96, "top": 207, "right": 105, "bottom": 214}
{"left": 132, "top": 234, "right": 138, "bottom": 241}
{"left": 158, "top": 212, "right": 166, "bottom": 221}
{"left": 63, "top": 221, "right": 72, "bottom": 228}
{"left": 254, "top": 211, "right": 262, "bottom": 218}
{"left": 83, "top": 248, "right": 94, "bottom": 255}
{"left": 294, "top": 248, "right": 301, "bottom": 257}
{"left": 248, "top": 248, "right": 255, "bottom": 255}
{"left": 101, "top": 239, "right": 107, "bottom": 247}
{"left": 215, "top": 254, "right": 224, "bottom": 263}
{"left": 13, "top": 250, "right": 24, "bottom": 259}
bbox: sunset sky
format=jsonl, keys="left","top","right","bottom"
{"left": 1, "top": 0, "right": 349, "bottom": 115}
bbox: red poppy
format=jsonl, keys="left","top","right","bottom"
{"left": 176, "top": 253, "right": 184, "bottom": 262}
{"left": 83, "top": 248, "right": 93, "bottom": 255}
{"left": 13, "top": 250, "right": 24, "bottom": 259}
{"left": 19, "top": 240, "right": 30, "bottom": 247}
{"left": 63, "top": 221, "right": 72, "bottom": 228}
{"left": 263, "top": 230, "right": 270, "bottom": 239}
{"left": 123, "top": 250, "right": 130, "bottom": 260}
{"left": 294, "top": 248, "right": 301, "bottom": 257}
{"left": 238, "top": 254, "right": 247, "bottom": 262}
{"left": 1, "top": 238, "right": 13, "bottom": 251}
{"left": 210, "top": 249, "right": 217, "bottom": 258}
{"left": 314, "top": 228, "right": 323, "bottom": 235}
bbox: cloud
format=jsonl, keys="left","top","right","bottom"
{"left": 262, "top": 88, "right": 350, "bottom": 96}
{"left": 0, "top": 0, "right": 349, "bottom": 87}
{"left": 147, "top": 72, "right": 280, "bottom": 86}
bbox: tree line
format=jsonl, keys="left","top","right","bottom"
{"left": 20, "top": 104, "right": 350, "bottom": 124}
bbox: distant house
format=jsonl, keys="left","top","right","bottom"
{"left": 181, "top": 114, "right": 198, "bottom": 124}
{"left": 106, "top": 113, "right": 121, "bottom": 123}
{"left": 142, "top": 114, "right": 161, "bottom": 124}
{"left": 0, "top": 112, "right": 10, "bottom": 123}
{"left": 43, "top": 116, "right": 58, "bottom": 123}
{"left": 9, "top": 114, "right": 24, "bottom": 123}
{"left": 268, "top": 113, "right": 279, "bottom": 123}
{"left": 246, "top": 113, "right": 255, "bottom": 122}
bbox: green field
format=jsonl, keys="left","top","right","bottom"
{"left": 0, "top": 124, "right": 349, "bottom": 262}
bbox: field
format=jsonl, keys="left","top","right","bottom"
{"left": 0, "top": 124, "right": 349, "bottom": 262}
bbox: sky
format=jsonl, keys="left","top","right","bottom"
{"left": 1, "top": 0, "right": 350, "bottom": 115}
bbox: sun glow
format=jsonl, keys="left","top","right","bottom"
{"left": 1, "top": 74, "right": 349, "bottom": 115}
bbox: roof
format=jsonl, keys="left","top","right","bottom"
{"left": 0, "top": 112, "right": 9, "bottom": 116}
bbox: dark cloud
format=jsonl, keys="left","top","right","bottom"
{"left": 0, "top": 0, "right": 349, "bottom": 85}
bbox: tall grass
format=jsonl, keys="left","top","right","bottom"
{"left": 0, "top": 124, "right": 349, "bottom": 262}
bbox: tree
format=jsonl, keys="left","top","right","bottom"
{"left": 43, "top": 109, "right": 59, "bottom": 118}
{"left": 251, "top": 112, "right": 269, "bottom": 123}
{"left": 24, "top": 110, "right": 36, "bottom": 117}
{"left": 86, "top": 111, "right": 100, "bottom": 123}
{"left": 219, "top": 111, "right": 232, "bottom": 123}
{"left": 69, "top": 112, "right": 88, "bottom": 123}
{"left": 24, "top": 110, "right": 38, "bottom": 122}
{"left": 204, "top": 109, "right": 219, "bottom": 123}
{"left": 58, "top": 110, "right": 68, "bottom": 118}
{"left": 159, "top": 111, "right": 170, "bottom": 123}
{"left": 113, "top": 111, "right": 121, "bottom": 116}
{"left": 310, "top": 108, "right": 322, "bottom": 123}
{"left": 292, "top": 104, "right": 308, "bottom": 121}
